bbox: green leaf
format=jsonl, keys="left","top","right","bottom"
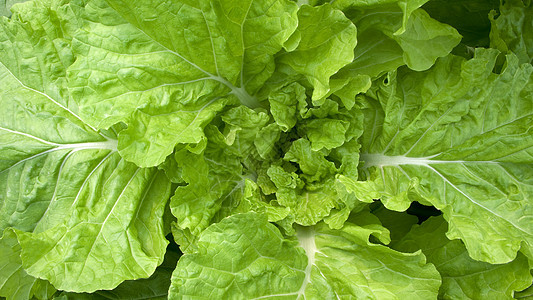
{"left": 327, "top": 74, "right": 372, "bottom": 109}
{"left": 284, "top": 138, "right": 337, "bottom": 182}
{"left": 275, "top": 178, "right": 344, "bottom": 226}
{"left": 0, "top": 229, "right": 56, "bottom": 300}
{"left": 490, "top": 0, "right": 533, "bottom": 64}
{"left": 303, "top": 118, "right": 350, "bottom": 151}
{"left": 117, "top": 98, "right": 228, "bottom": 167}
{"left": 67, "top": 0, "right": 299, "bottom": 167}
{"left": 392, "top": 9, "right": 463, "bottom": 71}
{"left": 0, "top": 0, "right": 114, "bottom": 234}
{"left": 57, "top": 249, "right": 181, "bottom": 300}
{"left": 234, "top": 179, "right": 291, "bottom": 223}
{"left": 0, "top": 0, "right": 28, "bottom": 17}
{"left": 422, "top": 0, "right": 499, "bottom": 47}
{"left": 335, "top": 0, "right": 461, "bottom": 83}
{"left": 268, "top": 82, "right": 307, "bottom": 132}
{"left": 16, "top": 168, "right": 171, "bottom": 292}
{"left": 250, "top": 97, "right": 366, "bottom": 228}
{"left": 168, "top": 212, "right": 307, "bottom": 299}
{"left": 267, "top": 144, "right": 342, "bottom": 226}
{"left": 395, "top": 216, "right": 533, "bottom": 299}
{"left": 254, "top": 123, "right": 282, "bottom": 159}
{"left": 4, "top": 0, "right": 532, "bottom": 296}
{"left": 0, "top": 2, "right": 172, "bottom": 290}
{"left": 169, "top": 106, "right": 274, "bottom": 240}
{"left": 278, "top": 4, "right": 357, "bottom": 100}
{"left": 292, "top": 213, "right": 440, "bottom": 299}
{"left": 357, "top": 48, "right": 533, "bottom": 264}
{"left": 515, "top": 284, "right": 533, "bottom": 299}
{"left": 0, "top": 0, "right": 75, "bottom": 111}
{"left": 170, "top": 146, "right": 245, "bottom": 238}
{"left": 0, "top": 51, "right": 114, "bottom": 236}
{"left": 331, "top": 0, "right": 431, "bottom": 34}
{"left": 220, "top": 106, "right": 271, "bottom": 156}
{"left": 168, "top": 212, "right": 441, "bottom": 299}
{"left": 158, "top": 154, "right": 185, "bottom": 184}
{"left": 371, "top": 204, "right": 418, "bottom": 245}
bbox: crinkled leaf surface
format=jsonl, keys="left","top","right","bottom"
{"left": 394, "top": 216, "right": 532, "bottom": 299}
{"left": 292, "top": 212, "right": 441, "bottom": 299}
{"left": 0, "top": 0, "right": 97, "bottom": 233}
{"left": 265, "top": 97, "right": 365, "bottom": 227}
{"left": 67, "top": 0, "right": 298, "bottom": 167}
{"left": 0, "top": 1, "right": 172, "bottom": 291}
{"left": 56, "top": 249, "right": 181, "bottom": 300}
{"left": 0, "top": 0, "right": 28, "bottom": 17}
{"left": 356, "top": 48, "right": 533, "bottom": 264}
{"left": 278, "top": 4, "right": 357, "bottom": 101}
{"left": 0, "top": 229, "right": 56, "bottom": 300}
{"left": 334, "top": 0, "right": 461, "bottom": 82}
{"left": 168, "top": 212, "right": 441, "bottom": 299}
{"left": 490, "top": 0, "right": 533, "bottom": 64}
{"left": 16, "top": 167, "right": 171, "bottom": 292}
{"left": 169, "top": 146, "right": 245, "bottom": 239}
{"left": 331, "top": 0, "right": 430, "bottom": 34}
{"left": 1, "top": 0, "right": 532, "bottom": 297}
{"left": 168, "top": 95, "right": 365, "bottom": 232}
{"left": 168, "top": 212, "right": 307, "bottom": 299}
{"left": 268, "top": 82, "right": 307, "bottom": 132}
{"left": 271, "top": 138, "right": 355, "bottom": 226}
{"left": 169, "top": 106, "right": 273, "bottom": 244}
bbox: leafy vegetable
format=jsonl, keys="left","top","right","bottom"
{"left": 0, "top": 229, "right": 56, "bottom": 300}
{"left": 170, "top": 212, "right": 441, "bottom": 299}
{"left": 0, "top": 0, "right": 531, "bottom": 298}
{"left": 422, "top": 0, "right": 499, "bottom": 48}
{"left": 0, "top": 0, "right": 25, "bottom": 17}
{"left": 490, "top": 0, "right": 533, "bottom": 64}
{"left": 355, "top": 48, "right": 533, "bottom": 264}
{"left": 394, "top": 216, "right": 532, "bottom": 299}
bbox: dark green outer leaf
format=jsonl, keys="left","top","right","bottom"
{"left": 422, "top": 0, "right": 499, "bottom": 47}
{"left": 490, "top": 0, "right": 533, "bottom": 64}
{"left": 395, "top": 216, "right": 532, "bottom": 299}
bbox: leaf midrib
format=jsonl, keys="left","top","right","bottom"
{"left": 0, "top": 61, "right": 100, "bottom": 133}
{"left": 361, "top": 153, "right": 532, "bottom": 236}
{"left": 0, "top": 140, "right": 117, "bottom": 174}
{"left": 360, "top": 153, "right": 500, "bottom": 169}
{"left": 109, "top": 3, "right": 260, "bottom": 108}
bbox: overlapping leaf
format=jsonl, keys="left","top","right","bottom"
{"left": 1, "top": 0, "right": 532, "bottom": 297}
{"left": 55, "top": 250, "right": 180, "bottom": 299}
{"left": 0, "top": 1, "right": 171, "bottom": 292}
{"left": 354, "top": 48, "right": 533, "bottom": 263}
{"left": 422, "top": 0, "right": 499, "bottom": 47}
{"left": 490, "top": 0, "right": 533, "bottom": 64}
{"left": 0, "top": 0, "right": 27, "bottom": 17}
{"left": 0, "top": 229, "right": 56, "bottom": 300}
{"left": 394, "top": 216, "right": 532, "bottom": 299}
{"left": 169, "top": 212, "right": 440, "bottom": 299}
{"left": 67, "top": 0, "right": 299, "bottom": 167}
{"left": 333, "top": 0, "right": 461, "bottom": 83}
{"left": 278, "top": 4, "right": 357, "bottom": 101}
